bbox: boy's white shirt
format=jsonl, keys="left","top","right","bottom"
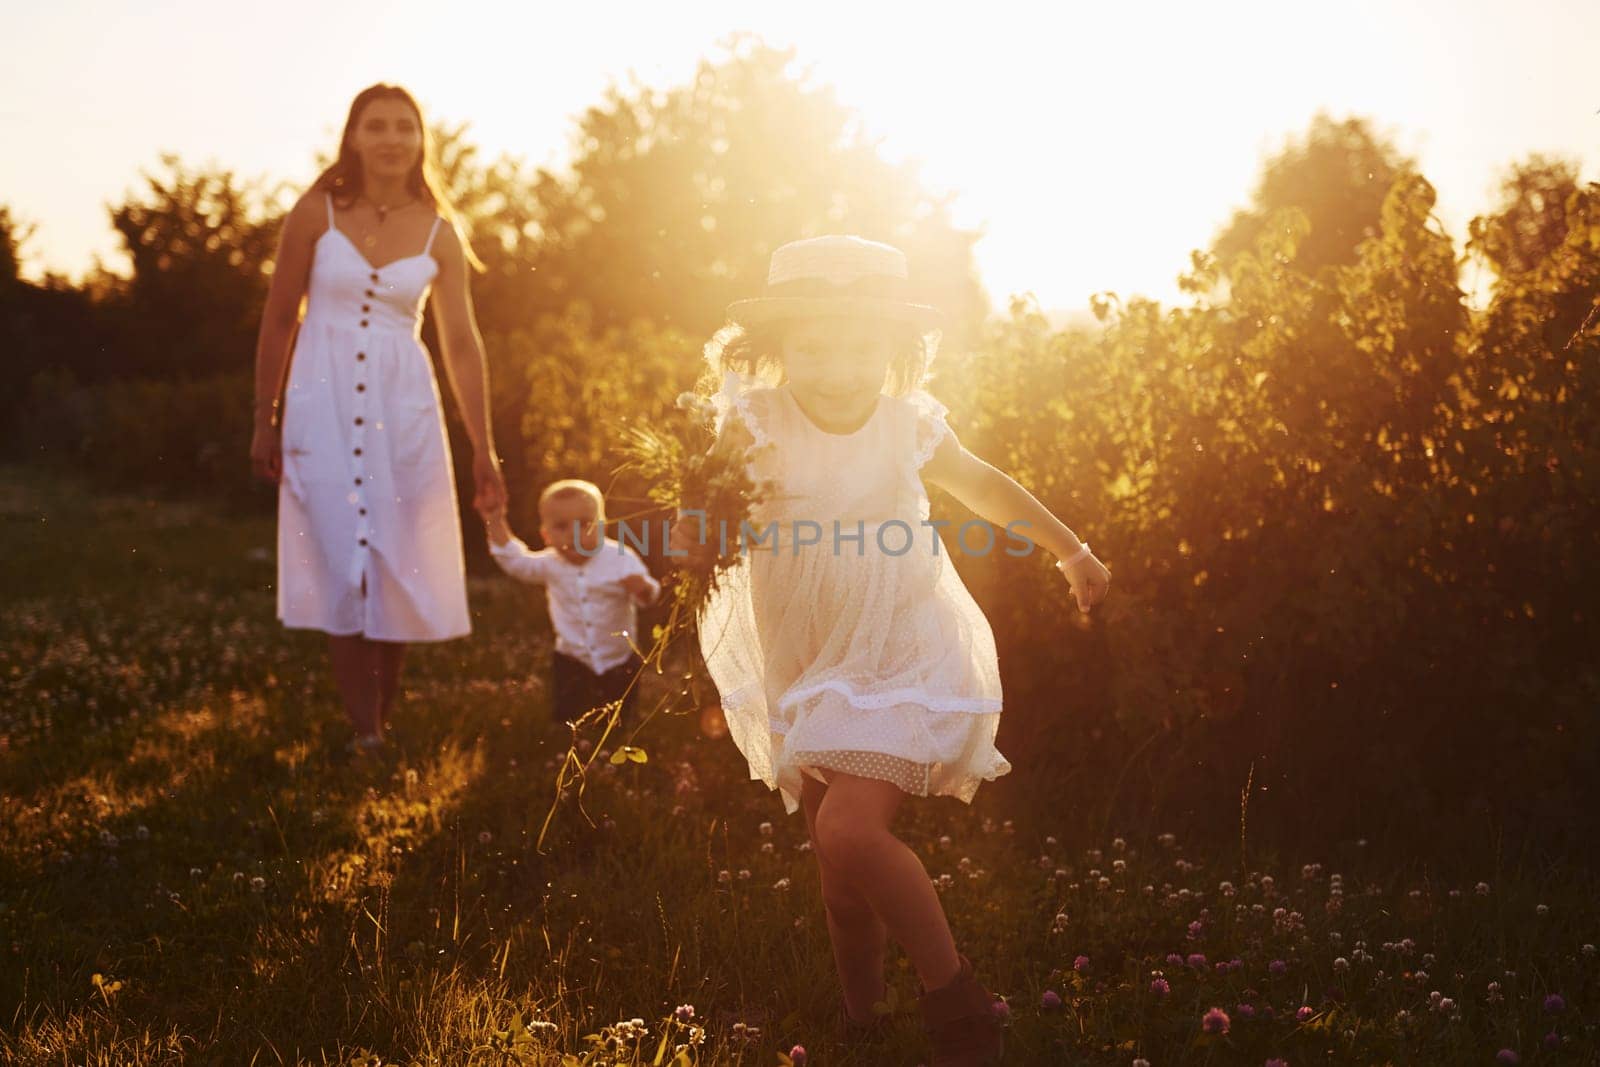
{"left": 488, "top": 534, "right": 661, "bottom": 675}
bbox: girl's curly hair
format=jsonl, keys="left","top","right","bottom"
{"left": 698, "top": 318, "right": 940, "bottom": 399}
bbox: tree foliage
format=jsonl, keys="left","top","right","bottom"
{"left": 4, "top": 56, "right": 1597, "bottom": 850}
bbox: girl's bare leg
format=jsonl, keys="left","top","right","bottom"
{"left": 812, "top": 771, "right": 962, "bottom": 991}
{"left": 327, "top": 635, "right": 382, "bottom": 739}
{"left": 801, "top": 774, "right": 888, "bottom": 1022}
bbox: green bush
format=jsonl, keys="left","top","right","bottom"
{"left": 17, "top": 368, "right": 267, "bottom": 513}
{"left": 932, "top": 176, "right": 1600, "bottom": 853}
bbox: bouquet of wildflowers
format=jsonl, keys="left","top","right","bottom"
{"left": 535, "top": 386, "right": 770, "bottom": 850}
{"left": 617, "top": 388, "right": 773, "bottom": 626}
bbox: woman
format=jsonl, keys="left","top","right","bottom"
{"left": 250, "top": 84, "right": 506, "bottom": 753}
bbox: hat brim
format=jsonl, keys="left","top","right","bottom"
{"left": 726, "top": 297, "right": 943, "bottom": 332}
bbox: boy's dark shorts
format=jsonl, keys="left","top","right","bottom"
{"left": 551, "top": 649, "right": 642, "bottom": 725}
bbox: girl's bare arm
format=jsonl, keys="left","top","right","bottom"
{"left": 921, "top": 432, "right": 1086, "bottom": 561}
{"left": 924, "top": 431, "right": 1111, "bottom": 611}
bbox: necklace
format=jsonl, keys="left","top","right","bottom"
{"left": 361, "top": 195, "right": 416, "bottom": 248}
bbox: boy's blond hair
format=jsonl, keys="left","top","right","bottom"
{"left": 538, "top": 479, "right": 606, "bottom": 522}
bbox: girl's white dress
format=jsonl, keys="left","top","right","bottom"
{"left": 699, "top": 374, "right": 1010, "bottom": 814}
{"left": 276, "top": 194, "right": 469, "bottom": 642}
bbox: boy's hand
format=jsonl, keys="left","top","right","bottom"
{"left": 485, "top": 508, "right": 512, "bottom": 547}
{"left": 619, "top": 574, "right": 658, "bottom": 606}
{"left": 1057, "top": 551, "right": 1112, "bottom": 614}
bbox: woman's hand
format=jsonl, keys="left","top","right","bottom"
{"left": 250, "top": 421, "right": 282, "bottom": 484}
{"left": 473, "top": 452, "right": 508, "bottom": 520}
{"left": 1057, "top": 552, "right": 1112, "bottom": 614}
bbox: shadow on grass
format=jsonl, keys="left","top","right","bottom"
{"left": 2, "top": 467, "right": 927, "bottom": 1063}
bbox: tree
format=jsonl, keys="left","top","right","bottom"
{"left": 106, "top": 155, "right": 279, "bottom": 379}
{"left": 1467, "top": 153, "right": 1582, "bottom": 285}
{"left": 1210, "top": 113, "right": 1413, "bottom": 278}
{"left": 0, "top": 206, "right": 116, "bottom": 446}
{"left": 520, "top": 36, "right": 986, "bottom": 343}
{"left": 0, "top": 205, "right": 26, "bottom": 286}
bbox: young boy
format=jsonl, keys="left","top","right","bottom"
{"left": 486, "top": 479, "right": 660, "bottom": 725}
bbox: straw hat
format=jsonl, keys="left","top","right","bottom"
{"left": 726, "top": 235, "right": 943, "bottom": 331}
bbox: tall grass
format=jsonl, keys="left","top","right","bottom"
{"left": 1, "top": 466, "right": 1594, "bottom": 1065}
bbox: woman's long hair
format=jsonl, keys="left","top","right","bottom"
{"left": 311, "top": 83, "right": 485, "bottom": 272}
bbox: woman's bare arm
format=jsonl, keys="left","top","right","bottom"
{"left": 250, "top": 192, "right": 321, "bottom": 482}
{"left": 429, "top": 220, "right": 506, "bottom": 517}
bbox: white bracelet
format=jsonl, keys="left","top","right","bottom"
{"left": 1057, "top": 542, "right": 1091, "bottom": 570}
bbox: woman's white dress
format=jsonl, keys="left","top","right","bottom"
{"left": 276, "top": 193, "right": 469, "bottom": 642}
{"left": 698, "top": 374, "right": 1011, "bottom": 814}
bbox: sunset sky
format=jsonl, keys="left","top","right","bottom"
{"left": 4, "top": 0, "right": 1595, "bottom": 313}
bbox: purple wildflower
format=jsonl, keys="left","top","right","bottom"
{"left": 1202, "top": 1007, "right": 1231, "bottom": 1035}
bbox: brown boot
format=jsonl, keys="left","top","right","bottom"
{"left": 917, "top": 955, "right": 1004, "bottom": 1066}
{"left": 837, "top": 1000, "right": 890, "bottom": 1045}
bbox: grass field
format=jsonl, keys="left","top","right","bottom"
{"left": 1, "top": 466, "right": 1595, "bottom": 1065}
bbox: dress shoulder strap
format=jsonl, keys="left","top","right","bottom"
{"left": 324, "top": 192, "right": 335, "bottom": 229}
{"left": 423, "top": 215, "right": 444, "bottom": 256}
